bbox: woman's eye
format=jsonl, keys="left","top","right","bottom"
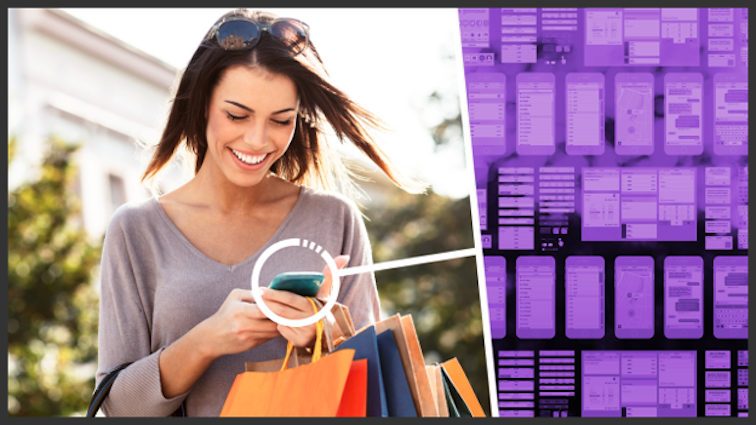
{"left": 273, "top": 119, "right": 292, "bottom": 126}
{"left": 226, "top": 112, "right": 246, "bottom": 121}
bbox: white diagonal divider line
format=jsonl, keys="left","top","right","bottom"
{"left": 337, "top": 248, "right": 478, "bottom": 277}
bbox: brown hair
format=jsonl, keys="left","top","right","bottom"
{"left": 141, "top": 9, "right": 424, "bottom": 196}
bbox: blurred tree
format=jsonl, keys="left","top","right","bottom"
{"left": 366, "top": 190, "right": 490, "bottom": 416}
{"left": 362, "top": 64, "right": 491, "bottom": 415}
{"left": 8, "top": 136, "right": 102, "bottom": 416}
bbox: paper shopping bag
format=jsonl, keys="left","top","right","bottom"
{"left": 221, "top": 349, "right": 366, "bottom": 416}
{"left": 332, "top": 326, "right": 388, "bottom": 417}
{"left": 221, "top": 298, "right": 367, "bottom": 417}
{"left": 440, "top": 358, "right": 486, "bottom": 417}
{"left": 439, "top": 363, "right": 472, "bottom": 417}
{"left": 426, "top": 364, "right": 448, "bottom": 417}
{"left": 374, "top": 314, "right": 439, "bottom": 416}
{"left": 376, "top": 330, "right": 417, "bottom": 417}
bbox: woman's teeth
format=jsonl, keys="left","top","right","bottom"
{"left": 231, "top": 148, "right": 266, "bottom": 165}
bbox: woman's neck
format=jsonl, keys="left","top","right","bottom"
{"left": 184, "top": 164, "right": 279, "bottom": 215}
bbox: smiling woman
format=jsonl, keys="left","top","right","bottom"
{"left": 94, "top": 9, "right": 425, "bottom": 417}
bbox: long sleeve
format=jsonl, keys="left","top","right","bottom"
{"left": 95, "top": 207, "right": 189, "bottom": 416}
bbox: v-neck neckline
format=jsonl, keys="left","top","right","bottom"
{"left": 151, "top": 185, "right": 308, "bottom": 271}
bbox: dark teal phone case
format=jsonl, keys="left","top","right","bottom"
{"left": 268, "top": 272, "right": 325, "bottom": 297}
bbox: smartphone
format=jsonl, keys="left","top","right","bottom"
{"left": 565, "top": 73, "right": 605, "bottom": 156}
{"left": 484, "top": 256, "right": 506, "bottom": 339}
{"left": 516, "top": 72, "right": 556, "bottom": 155}
{"left": 268, "top": 272, "right": 324, "bottom": 297}
{"left": 664, "top": 72, "right": 704, "bottom": 155}
{"left": 614, "top": 73, "right": 654, "bottom": 156}
{"left": 614, "top": 256, "right": 654, "bottom": 339}
{"left": 565, "top": 256, "right": 605, "bottom": 339}
{"left": 516, "top": 256, "right": 555, "bottom": 339}
{"left": 466, "top": 72, "right": 507, "bottom": 157}
{"left": 664, "top": 256, "right": 703, "bottom": 339}
{"left": 713, "top": 256, "right": 748, "bottom": 339}
{"left": 713, "top": 73, "right": 748, "bottom": 156}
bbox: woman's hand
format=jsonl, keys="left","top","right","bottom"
{"left": 260, "top": 255, "right": 349, "bottom": 348}
{"left": 195, "top": 288, "right": 281, "bottom": 359}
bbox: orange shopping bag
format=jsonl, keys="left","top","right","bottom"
{"left": 220, "top": 298, "right": 367, "bottom": 417}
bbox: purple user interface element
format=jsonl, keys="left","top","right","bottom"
{"left": 516, "top": 256, "right": 555, "bottom": 339}
{"left": 582, "top": 167, "right": 697, "bottom": 241}
{"left": 664, "top": 73, "right": 704, "bottom": 155}
{"left": 614, "top": 257, "right": 654, "bottom": 339}
{"left": 565, "top": 256, "right": 604, "bottom": 339}
{"left": 663, "top": 256, "right": 703, "bottom": 339}
{"left": 516, "top": 73, "right": 556, "bottom": 155}
{"left": 713, "top": 256, "right": 748, "bottom": 339}
{"left": 468, "top": 73, "right": 507, "bottom": 157}
{"left": 459, "top": 8, "right": 748, "bottom": 417}
{"left": 615, "top": 73, "right": 654, "bottom": 155}
{"left": 584, "top": 9, "right": 700, "bottom": 67}
{"left": 565, "top": 73, "right": 605, "bottom": 155}
{"left": 485, "top": 256, "right": 507, "bottom": 338}
{"left": 582, "top": 351, "right": 697, "bottom": 417}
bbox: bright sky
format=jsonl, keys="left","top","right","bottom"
{"left": 60, "top": 8, "right": 470, "bottom": 199}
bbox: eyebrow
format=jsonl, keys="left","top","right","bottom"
{"left": 224, "top": 100, "right": 296, "bottom": 115}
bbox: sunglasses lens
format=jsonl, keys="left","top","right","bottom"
{"left": 217, "top": 21, "right": 261, "bottom": 49}
{"left": 270, "top": 20, "right": 308, "bottom": 54}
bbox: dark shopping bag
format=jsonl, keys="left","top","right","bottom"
{"left": 440, "top": 358, "right": 486, "bottom": 417}
{"left": 440, "top": 363, "right": 472, "bottom": 417}
{"left": 332, "top": 326, "right": 388, "bottom": 417}
{"left": 377, "top": 330, "right": 418, "bottom": 417}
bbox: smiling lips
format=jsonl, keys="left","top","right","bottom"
{"left": 230, "top": 148, "right": 268, "bottom": 165}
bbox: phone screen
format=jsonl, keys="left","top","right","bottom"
{"left": 615, "top": 75, "right": 653, "bottom": 149}
{"left": 713, "top": 257, "right": 748, "bottom": 339}
{"left": 566, "top": 257, "right": 605, "bottom": 339}
{"left": 714, "top": 76, "right": 748, "bottom": 153}
{"left": 516, "top": 73, "right": 555, "bottom": 154}
{"left": 484, "top": 256, "right": 506, "bottom": 339}
{"left": 566, "top": 74, "right": 604, "bottom": 151}
{"left": 615, "top": 258, "right": 654, "bottom": 339}
{"left": 664, "top": 257, "right": 703, "bottom": 339}
{"left": 516, "top": 256, "right": 555, "bottom": 339}
{"left": 665, "top": 76, "right": 703, "bottom": 148}
{"left": 467, "top": 74, "right": 506, "bottom": 156}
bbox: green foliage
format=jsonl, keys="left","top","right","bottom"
{"left": 8, "top": 136, "right": 102, "bottom": 416}
{"left": 365, "top": 190, "right": 491, "bottom": 416}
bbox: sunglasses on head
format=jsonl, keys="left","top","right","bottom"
{"left": 206, "top": 16, "right": 310, "bottom": 56}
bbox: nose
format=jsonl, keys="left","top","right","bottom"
{"left": 242, "top": 119, "right": 267, "bottom": 150}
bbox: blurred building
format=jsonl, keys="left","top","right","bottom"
{"left": 7, "top": 9, "right": 402, "bottom": 241}
{"left": 8, "top": 8, "right": 184, "bottom": 239}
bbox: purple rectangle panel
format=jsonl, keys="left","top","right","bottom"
{"left": 705, "top": 404, "right": 731, "bottom": 416}
{"left": 499, "top": 380, "right": 535, "bottom": 392}
{"left": 516, "top": 256, "right": 555, "bottom": 339}
{"left": 738, "top": 351, "right": 748, "bottom": 367}
{"left": 713, "top": 256, "right": 748, "bottom": 339}
{"left": 484, "top": 256, "right": 506, "bottom": 339}
{"left": 499, "top": 410, "right": 535, "bottom": 417}
{"left": 705, "top": 389, "right": 731, "bottom": 403}
{"left": 460, "top": 8, "right": 748, "bottom": 418}
{"left": 705, "top": 350, "right": 732, "bottom": 369}
{"left": 582, "top": 351, "right": 696, "bottom": 417}
{"left": 704, "top": 371, "right": 731, "bottom": 388}
{"left": 582, "top": 167, "right": 697, "bottom": 242}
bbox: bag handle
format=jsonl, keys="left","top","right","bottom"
{"left": 279, "top": 297, "right": 324, "bottom": 371}
{"left": 86, "top": 362, "right": 185, "bottom": 417}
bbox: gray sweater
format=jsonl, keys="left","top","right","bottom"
{"left": 96, "top": 185, "right": 380, "bottom": 416}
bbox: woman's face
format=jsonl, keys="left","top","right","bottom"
{"left": 204, "top": 64, "right": 299, "bottom": 188}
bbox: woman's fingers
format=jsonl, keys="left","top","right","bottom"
{"left": 260, "top": 288, "right": 326, "bottom": 323}
{"left": 317, "top": 255, "right": 349, "bottom": 299}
